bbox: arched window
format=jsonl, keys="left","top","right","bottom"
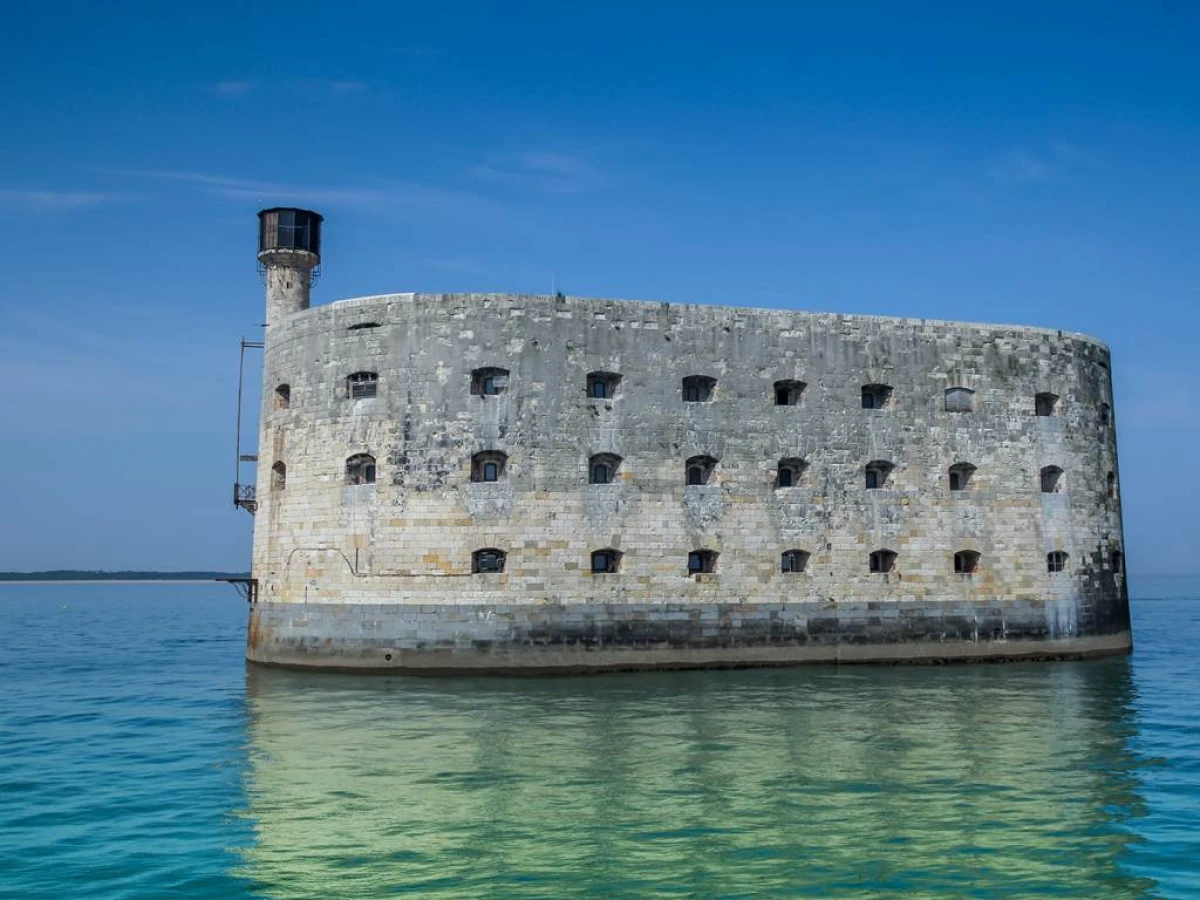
{"left": 271, "top": 461, "right": 286, "bottom": 490}
{"left": 774, "top": 379, "right": 806, "bottom": 406}
{"left": 471, "top": 451, "right": 508, "bottom": 483}
{"left": 274, "top": 383, "right": 290, "bottom": 410}
{"left": 954, "top": 550, "right": 980, "bottom": 574}
{"left": 472, "top": 548, "right": 506, "bottom": 573}
{"left": 781, "top": 549, "right": 810, "bottom": 573}
{"left": 1047, "top": 551, "right": 1069, "bottom": 574}
{"left": 471, "top": 367, "right": 510, "bottom": 396}
{"left": 347, "top": 371, "right": 378, "bottom": 399}
{"left": 688, "top": 549, "right": 718, "bottom": 575}
{"left": 591, "top": 549, "right": 622, "bottom": 573}
{"left": 682, "top": 375, "right": 716, "bottom": 403}
{"left": 589, "top": 453, "right": 622, "bottom": 485}
{"left": 1110, "top": 549, "right": 1124, "bottom": 574}
{"left": 587, "top": 371, "right": 622, "bottom": 400}
{"left": 1040, "top": 465, "right": 1065, "bottom": 494}
{"left": 944, "top": 387, "right": 975, "bottom": 413}
{"left": 346, "top": 454, "right": 376, "bottom": 485}
{"left": 869, "top": 549, "right": 897, "bottom": 573}
{"left": 685, "top": 455, "right": 718, "bottom": 486}
{"left": 861, "top": 383, "right": 893, "bottom": 410}
{"left": 1107, "top": 471, "right": 1117, "bottom": 499}
{"left": 949, "top": 462, "right": 976, "bottom": 492}
{"left": 865, "top": 460, "right": 894, "bottom": 490}
{"left": 1035, "top": 392, "right": 1059, "bottom": 417}
{"left": 775, "top": 458, "right": 807, "bottom": 489}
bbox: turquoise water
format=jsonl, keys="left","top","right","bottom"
{"left": 1, "top": 582, "right": 1197, "bottom": 898}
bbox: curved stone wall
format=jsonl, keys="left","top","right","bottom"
{"left": 248, "top": 293, "right": 1130, "bottom": 670}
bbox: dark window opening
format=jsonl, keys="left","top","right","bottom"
{"left": 1107, "top": 471, "right": 1117, "bottom": 500}
{"left": 869, "top": 549, "right": 897, "bottom": 574}
{"left": 1040, "top": 465, "right": 1065, "bottom": 494}
{"left": 346, "top": 453, "right": 376, "bottom": 486}
{"left": 944, "top": 387, "right": 975, "bottom": 413}
{"left": 686, "top": 455, "right": 717, "bottom": 486}
{"left": 865, "top": 460, "right": 894, "bottom": 490}
{"left": 949, "top": 462, "right": 976, "bottom": 492}
{"left": 682, "top": 375, "right": 716, "bottom": 403}
{"left": 589, "top": 453, "right": 622, "bottom": 485}
{"left": 1110, "top": 550, "right": 1124, "bottom": 574}
{"left": 471, "top": 367, "right": 510, "bottom": 397}
{"left": 591, "top": 549, "right": 621, "bottom": 573}
{"left": 587, "top": 371, "right": 622, "bottom": 400}
{"left": 1047, "top": 551, "right": 1069, "bottom": 574}
{"left": 1035, "top": 392, "right": 1060, "bottom": 417}
{"left": 862, "top": 384, "right": 893, "bottom": 410}
{"left": 472, "top": 548, "right": 506, "bottom": 574}
{"left": 781, "top": 549, "right": 810, "bottom": 573}
{"left": 347, "top": 322, "right": 381, "bottom": 331}
{"left": 347, "top": 371, "right": 378, "bottom": 399}
{"left": 688, "top": 549, "right": 718, "bottom": 575}
{"left": 471, "top": 451, "right": 508, "bottom": 483}
{"left": 274, "top": 384, "right": 290, "bottom": 410}
{"left": 776, "top": 458, "right": 807, "bottom": 489}
{"left": 271, "top": 461, "right": 286, "bottom": 490}
{"left": 1100, "top": 402, "right": 1111, "bottom": 425}
{"left": 954, "top": 550, "right": 980, "bottom": 574}
{"left": 774, "top": 379, "right": 806, "bottom": 406}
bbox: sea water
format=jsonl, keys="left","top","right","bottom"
{"left": 0, "top": 580, "right": 1197, "bottom": 899}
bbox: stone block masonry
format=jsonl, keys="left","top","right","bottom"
{"left": 247, "top": 291, "right": 1129, "bottom": 671}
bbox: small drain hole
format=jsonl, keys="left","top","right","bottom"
{"left": 385, "top": 653, "right": 393, "bottom": 661}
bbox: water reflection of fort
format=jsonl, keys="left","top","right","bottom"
{"left": 238, "top": 662, "right": 1154, "bottom": 898}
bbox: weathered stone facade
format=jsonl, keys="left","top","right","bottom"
{"left": 247, "top": 291, "right": 1130, "bottom": 671}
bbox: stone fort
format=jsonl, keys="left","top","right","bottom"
{"left": 239, "top": 207, "right": 1131, "bottom": 671}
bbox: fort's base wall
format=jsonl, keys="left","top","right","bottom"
{"left": 246, "top": 599, "right": 1131, "bottom": 673}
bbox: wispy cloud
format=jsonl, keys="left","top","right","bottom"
{"left": 210, "top": 78, "right": 369, "bottom": 98}
{"left": 99, "top": 168, "right": 486, "bottom": 212}
{"left": 211, "top": 80, "right": 258, "bottom": 97}
{"left": 986, "top": 150, "right": 1053, "bottom": 185}
{"left": 0, "top": 190, "right": 117, "bottom": 213}
{"left": 469, "top": 151, "right": 599, "bottom": 194}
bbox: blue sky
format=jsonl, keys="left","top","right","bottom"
{"left": 0, "top": 1, "right": 1196, "bottom": 574}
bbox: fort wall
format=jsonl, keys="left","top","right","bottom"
{"left": 247, "top": 292, "right": 1129, "bottom": 670}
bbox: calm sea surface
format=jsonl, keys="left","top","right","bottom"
{"left": 1, "top": 580, "right": 1198, "bottom": 899}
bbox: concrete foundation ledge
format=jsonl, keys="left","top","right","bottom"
{"left": 246, "top": 599, "right": 1132, "bottom": 674}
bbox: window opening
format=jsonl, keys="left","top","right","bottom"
{"left": 862, "top": 384, "right": 893, "bottom": 410}
{"left": 776, "top": 458, "right": 807, "bottom": 489}
{"left": 589, "top": 453, "right": 621, "bottom": 485}
{"left": 688, "top": 549, "right": 718, "bottom": 575}
{"left": 347, "top": 371, "right": 378, "bottom": 399}
{"left": 865, "top": 460, "right": 894, "bottom": 490}
{"left": 1047, "top": 551, "right": 1069, "bottom": 574}
{"left": 1040, "top": 465, "right": 1064, "bottom": 494}
{"left": 949, "top": 462, "right": 976, "bottom": 492}
{"left": 471, "top": 367, "right": 510, "bottom": 397}
{"left": 682, "top": 375, "right": 716, "bottom": 403}
{"left": 781, "top": 550, "right": 810, "bottom": 573}
{"left": 774, "top": 379, "right": 806, "bottom": 406}
{"left": 685, "top": 455, "right": 717, "bottom": 486}
{"left": 587, "top": 371, "right": 622, "bottom": 400}
{"left": 1110, "top": 550, "right": 1124, "bottom": 574}
{"left": 472, "top": 549, "right": 506, "bottom": 574}
{"left": 1100, "top": 402, "right": 1111, "bottom": 425}
{"left": 869, "top": 549, "right": 897, "bottom": 573}
{"left": 591, "top": 549, "right": 621, "bottom": 573}
{"left": 274, "top": 384, "right": 290, "bottom": 410}
{"left": 471, "top": 451, "right": 508, "bottom": 483}
{"left": 1035, "top": 392, "right": 1059, "bottom": 417}
{"left": 1107, "top": 471, "right": 1117, "bottom": 500}
{"left": 271, "top": 461, "right": 286, "bottom": 490}
{"left": 346, "top": 453, "right": 376, "bottom": 486}
{"left": 944, "top": 387, "right": 975, "bottom": 413}
{"left": 954, "top": 550, "right": 980, "bottom": 574}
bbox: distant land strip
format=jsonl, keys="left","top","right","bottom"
{"left": 0, "top": 571, "right": 250, "bottom": 582}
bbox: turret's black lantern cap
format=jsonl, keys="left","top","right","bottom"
{"left": 258, "top": 208, "right": 323, "bottom": 258}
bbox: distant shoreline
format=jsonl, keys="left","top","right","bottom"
{"left": 0, "top": 579, "right": 239, "bottom": 585}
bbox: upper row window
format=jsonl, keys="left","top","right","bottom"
{"left": 683, "top": 375, "right": 716, "bottom": 403}
{"left": 471, "top": 367, "right": 509, "bottom": 396}
{"left": 861, "top": 384, "right": 892, "bottom": 409}
{"left": 944, "top": 387, "right": 975, "bottom": 413}
{"left": 347, "top": 371, "right": 378, "bottom": 399}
